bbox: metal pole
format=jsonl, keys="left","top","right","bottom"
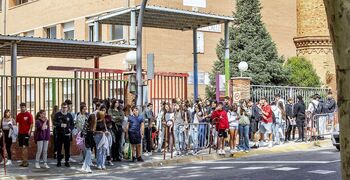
{"left": 136, "top": 0, "right": 148, "bottom": 109}
{"left": 130, "top": 9, "right": 136, "bottom": 46}
{"left": 224, "top": 22, "right": 230, "bottom": 96}
{"left": 193, "top": 28, "right": 198, "bottom": 101}
{"left": 93, "top": 22, "right": 100, "bottom": 99}
{"left": 11, "top": 42, "right": 17, "bottom": 119}
{"left": 2, "top": 0, "right": 7, "bottom": 76}
{"left": 74, "top": 71, "right": 79, "bottom": 113}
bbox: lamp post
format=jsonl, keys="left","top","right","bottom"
{"left": 125, "top": 50, "right": 137, "bottom": 94}
{"left": 238, "top": 61, "right": 248, "bottom": 77}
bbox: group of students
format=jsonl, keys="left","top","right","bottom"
{"left": 0, "top": 99, "right": 146, "bottom": 173}
{"left": 0, "top": 92, "right": 336, "bottom": 172}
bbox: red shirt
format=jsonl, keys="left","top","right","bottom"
{"left": 211, "top": 109, "right": 229, "bottom": 130}
{"left": 262, "top": 105, "right": 273, "bottom": 123}
{"left": 16, "top": 111, "right": 33, "bottom": 134}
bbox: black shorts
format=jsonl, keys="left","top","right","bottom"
{"left": 18, "top": 134, "right": 30, "bottom": 147}
{"left": 218, "top": 130, "right": 228, "bottom": 138}
{"left": 129, "top": 132, "right": 141, "bottom": 145}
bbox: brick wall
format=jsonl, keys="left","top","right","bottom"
{"left": 231, "top": 77, "right": 252, "bottom": 103}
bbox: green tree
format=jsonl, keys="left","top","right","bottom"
{"left": 206, "top": 0, "right": 290, "bottom": 99}
{"left": 285, "top": 56, "right": 321, "bottom": 87}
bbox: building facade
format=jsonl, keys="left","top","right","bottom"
{"left": 0, "top": 0, "right": 299, "bottom": 99}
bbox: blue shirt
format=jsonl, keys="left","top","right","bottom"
{"left": 128, "top": 115, "right": 144, "bottom": 132}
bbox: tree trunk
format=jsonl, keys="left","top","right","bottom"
{"left": 323, "top": 1, "right": 350, "bottom": 179}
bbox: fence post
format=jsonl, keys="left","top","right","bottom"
{"left": 52, "top": 78, "right": 56, "bottom": 107}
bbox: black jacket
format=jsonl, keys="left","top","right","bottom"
{"left": 293, "top": 100, "right": 306, "bottom": 122}
{"left": 54, "top": 111, "right": 74, "bottom": 135}
{"left": 326, "top": 98, "right": 336, "bottom": 113}
{"left": 251, "top": 104, "right": 262, "bottom": 122}
{"left": 286, "top": 104, "right": 294, "bottom": 118}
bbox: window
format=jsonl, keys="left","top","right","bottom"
{"left": 110, "top": 25, "right": 123, "bottom": 40}
{"left": 15, "top": 0, "right": 28, "bottom": 5}
{"left": 46, "top": 26, "right": 57, "bottom": 39}
{"left": 63, "top": 21, "right": 74, "bottom": 40}
{"left": 88, "top": 25, "right": 94, "bottom": 42}
{"left": 24, "top": 30, "right": 34, "bottom": 37}
{"left": 197, "top": 32, "right": 204, "bottom": 53}
{"left": 188, "top": 72, "right": 209, "bottom": 85}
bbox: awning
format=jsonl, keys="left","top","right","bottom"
{"left": 87, "top": 6, "right": 234, "bottom": 31}
{"left": 0, "top": 35, "right": 136, "bottom": 59}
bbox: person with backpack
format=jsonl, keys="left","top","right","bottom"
{"left": 307, "top": 94, "right": 322, "bottom": 141}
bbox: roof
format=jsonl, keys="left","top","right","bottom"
{"left": 0, "top": 35, "right": 135, "bottom": 59}
{"left": 87, "top": 6, "right": 234, "bottom": 31}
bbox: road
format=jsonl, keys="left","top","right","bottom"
{"left": 41, "top": 147, "right": 341, "bottom": 180}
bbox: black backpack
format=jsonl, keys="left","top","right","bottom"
{"left": 312, "top": 102, "right": 323, "bottom": 115}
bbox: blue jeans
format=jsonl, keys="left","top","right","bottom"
{"left": 239, "top": 124, "right": 250, "bottom": 150}
{"left": 94, "top": 134, "right": 107, "bottom": 168}
{"left": 82, "top": 148, "right": 92, "bottom": 170}
{"left": 190, "top": 124, "right": 199, "bottom": 151}
{"left": 198, "top": 124, "right": 206, "bottom": 148}
{"left": 174, "top": 124, "right": 184, "bottom": 152}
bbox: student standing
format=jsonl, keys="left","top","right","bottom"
{"left": 126, "top": 107, "right": 144, "bottom": 162}
{"left": 94, "top": 111, "right": 109, "bottom": 170}
{"left": 211, "top": 102, "right": 229, "bottom": 155}
{"left": 108, "top": 99, "right": 125, "bottom": 161}
{"left": 81, "top": 114, "right": 96, "bottom": 173}
{"left": 0, "top": 109, "right": 16, "bottom": 165}
{"left": 294, "top": 96, "right": 306, "bottom": 142}
{"left": 34, "top": 110, "right": 50, "bottom": 169}
{"left": 16, "top": 103, "right": 33, "bottom": 167}
{"left": 55, "top": 102, "right": 75, "bottom": 167}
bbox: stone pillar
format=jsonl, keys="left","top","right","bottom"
{"left": 231, "top": 77, "right": 252, "bottom": 103}
{"left": 294, "top": 0, "right": 336, "bottom": 90}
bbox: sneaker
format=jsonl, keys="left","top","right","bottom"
{"left": 259, "top": 141, "right": 265, "bottom": 147}
{"left": 35, "top": 162, "right": 41, "bottom": 169}
{"left": 97, "top": 165, "right": 102, "bottom": 170}
{"left": 57, "top": 162, "right": 62, "bottom": 167}
{"left": 69, "top": 157, "right": 77, "bottom": 163}
{"left": 268, "top": 141, "right": 273, "bottom": 148}
{"left": 221, "top": 150, "right": 226, "bottom": 155}
{"left": 102, "top": 166, "right": 106, "bottom": 170}
{"left": 137, "top": 157, "right": 144, "bottom": 162}
{"left": 65, "top": 162, "right": 70, "bottom": 167}
{"left": 43, "top": 163, "right": 50, "bottom": 169}
{"left": 22, "top": 162, "right": 28, "bottom": 167}
{"left": 132, "top": 157, "right": 137, "bottom": 163}
{"left": 6, "top": 160, "right": 12, "bottom": 166}
{"left": 244, "top": 150, "right": 249, "bottom": 153}
{"left": 86, "top": 166, "right": 92, "bottom": 173}
{"left": 107, "top": 161, "right": 114, "bottom": 166}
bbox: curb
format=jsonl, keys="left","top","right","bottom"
{"left": 1, "top": 140, "right": 332, "bottom": 179}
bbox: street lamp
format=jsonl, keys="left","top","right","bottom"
{"left": 125, "top": 50, "right": 137, "bottom": 66}
{"left": 125, "top": 50, "right": 137, "bottom": 94}
{"left": 238, "top": 61, "right": 248, "bottom": 77}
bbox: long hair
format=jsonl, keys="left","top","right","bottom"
{"left": 96, "top": 111, "right": 105, "bottom": 121}
{"left": 278, "top": 101, "right": 286, "bottom": 119}
{"left": 3, "top": 109, "right": 11, "bottom": 119}
{"left": 88, "top": 114, "right": 97, "bottom": 131}
{"left": 36, "top": 110, "right": 46, "bottom": 120}
{"left": 124, "top": 104, "right": 132, "bottom": 116}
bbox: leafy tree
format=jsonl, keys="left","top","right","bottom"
{"left": 285, "top": 56, "right": 321, "bottom": 87}
{"left": 206, "top": 0, "right": 290, "bottom": 99}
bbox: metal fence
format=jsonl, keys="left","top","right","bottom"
{"left": 0, "top": 75, "right": 125, "bottom": 121}
{"left": 251, "top": 85, "right": 331, "bottom": 104}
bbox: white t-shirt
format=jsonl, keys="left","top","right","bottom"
{"left": 227, "top": 111, "right": 239, "bottom": 128}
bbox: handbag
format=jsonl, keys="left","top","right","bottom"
{"left": 124, "top": 140, "right": 131, "bottom": 159}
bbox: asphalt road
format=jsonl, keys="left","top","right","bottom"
{"left": 42, "top": 147, "right": 341, "bottom": 180}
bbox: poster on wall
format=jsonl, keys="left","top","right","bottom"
{"left": 216, "top": 74, "right": 226, "bottom": 102}
{"left": 183, "top": 0, "right": 206, "bottom": 8}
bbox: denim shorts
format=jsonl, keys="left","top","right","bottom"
{"left": 259, "top": 122, "right": 273, "bottom": 134}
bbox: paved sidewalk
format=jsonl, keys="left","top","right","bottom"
{"left": 0, "top": 139, "right": 332, "bottom": 179}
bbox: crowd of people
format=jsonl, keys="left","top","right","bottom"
{"left": 0, "top": 91, "right": 336, "bottom": 173}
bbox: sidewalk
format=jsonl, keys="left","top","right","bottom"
{"left": 0, "top": 139, "right": 332, "bottom": 179}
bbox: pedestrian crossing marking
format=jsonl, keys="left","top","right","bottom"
{"left": 308, "top": 170, "right": 336, "bottom": 175}
{"left": 273, "top": 167, "right": 299, "bottom": 171}
{"left": 241, "top": 167, "right": 266, "bottom": 170}
{"left": 208, "top": 166, "right": 234, "bottom": 170}
{"left": 181, "top": 166, "right": 205, "bottom": 170}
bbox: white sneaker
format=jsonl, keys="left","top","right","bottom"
{"left": 86, "top": 166, "right": 92, "bottom": 173}
{"left": 43, "top": 163, "right": 50, "bottom": 169}
{"left": 35, "top": 162, "right": 40, "bottom": 169}
{"left": 268, "top": 141, "right": 273, "bottom": 148}
{"left": 0, "top": 160, "right": 4, "bottom": 165}
{"left": 221, "top": 150, "right": 226, "bottom": 155}
{"left": 6, "top": 160, "right": 12, "bottom": 166}
{"left": 217, "top": 150, "right": 222, "bottom": 155}
{"left": 97, "top": 165, "right": 102, "bottom": 170}
{"left": 102, "top": 166, "right": 106, "bottom": 170}
{"left": 69, "top": 157, "right": 77, "bottom": 163}
{"left": 259, "top": 141, "right": 265, "bottom": 147}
